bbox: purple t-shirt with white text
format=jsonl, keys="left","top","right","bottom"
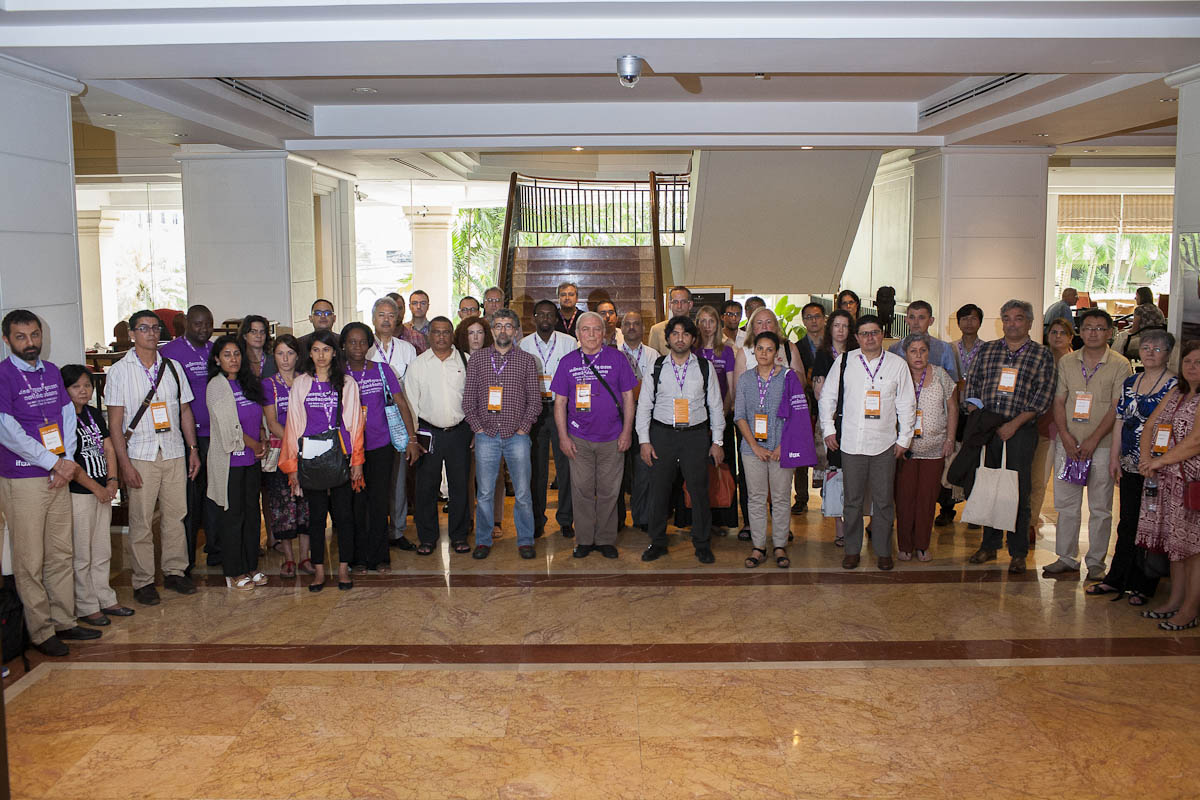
{"left": 550, "top": 347, "right": 636, "bottom": 443}
{"left": 347, "top": 363, "right": 401, "bottom": 451}
{"left": 228, "top": 379, "right": 264, "bottom": 467}
{"left": 301, "top": 380, "right": 351, "bottom": 456}
{"left": 776, "top": 370, "right": 818, "bottom": 469}
{"left": 0, "top": 358, "right": 70, "bottom": 479}
{"left": 160, "top": 337, "right": 213, "bottom": 437}
{"left": 263, "top": 374, "right": 291, "bottom": 427}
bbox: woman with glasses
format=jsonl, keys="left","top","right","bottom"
{"left": 1087, "top": 330, "right": 1177, "bottom": 604}
{"left": 837, "top": 290, "right": 861, "bottom": 319}
{"left": 238, "top": 315, "right": 276, "bottom": 379}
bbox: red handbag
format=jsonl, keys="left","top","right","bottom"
{"left": 1186, "top": 481, "right": 1200, "bottom": 512}
{"left": 683, "top": 462, "right": 735, "bottom": 509}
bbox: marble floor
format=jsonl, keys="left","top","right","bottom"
{"left": 5, "top": 482, "right": 1199, "bottom": 799}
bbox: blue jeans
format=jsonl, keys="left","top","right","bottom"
{"left": 474, "top": 432, "right": 534, "bottom": 547}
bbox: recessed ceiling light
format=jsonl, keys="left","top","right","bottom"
{"left": 800, "top": 146, "right": 814, "bottom": 150}
{"left": 1033, "top": 133, "right": 1050, "bottom": 137}
{"left": 1082, "top": 149, "right": 1099, "bottom": 153}
{"left": 352, "top": 87, "right": 377, "bottom": 94}
{"left": 572, "top": 146, "right": 585, "bottom": 151}
{"left": 1012, "top": 139, "right": 1026, "bottom": 143}
{"left": 753, "top": 73, "right": 768, "bottom": 80}
{"left": 1159, "top": 97, "right": 1178, "bottom": 103}
{"left": 172, "top": 133, "right": 189, "bottom": 137}
{"left": 101, "top": 112, "right": 123, "bottom": 117}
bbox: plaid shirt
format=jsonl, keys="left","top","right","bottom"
{"left": 399, "top": 324, "right": 428, "bottom": 355}
{"left": 462, "top": 346, "right": 542, "bottom": 438}
{"left": 964, "top": 337, "right": 1056, "bottom": 420}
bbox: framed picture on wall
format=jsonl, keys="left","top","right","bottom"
{"left": 669, "top": 285, "right": 734, "bottom": 317}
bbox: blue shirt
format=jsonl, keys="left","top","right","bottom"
{"left": 888, "top": 335, "right": 960, "bottom": 382}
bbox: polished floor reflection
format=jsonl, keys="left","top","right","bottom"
{"left": 5, "top": 486, "right": 1199, "bottom": 799}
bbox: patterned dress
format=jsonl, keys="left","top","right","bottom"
{"left": 262, "top": 374, "right": 310, "bottom": 538}
{"left": 1136, "top": 391, "right": 1200, "bottom": 560}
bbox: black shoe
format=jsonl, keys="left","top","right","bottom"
{"left": 573, "top": 544, "right": 594, "bottom": 558}
{"left": 308, "top": 580, "right": 326, "bottom": 593}
{"left": 791, "top": 500, "right": 807, "bottom": 515}
{"left": 439, "top": 492, "right": 449, "bottom": 503}
{"left": 78, "top": 613, "right": 110, "bottom": 627}
{"left": 133, "top": 585, "right": 161, "bottom": 606}
{"left": 598, "top": 545, "right": 619, "bottom": 559}
{"left": 534, "top": 525, "right": 546, "bottom": 539}
{"left": 56, "top": 625, "right": 102, "bottom": 641}
{"left": 561, "top": 524, "right": 574, "bottom": 539}
{"left": 642, "top": 545, "right": 669, "bottom": 562}
{"left": 518, "top": 545, "right": 536, "bottom": 559}
{"left": 390, "top": 536, "right": 417, "bottom": 551}
{"left": 967, "top": 523, "right": 981, "bottom": 530}
{"left": 934, "top": 510, "right": 956, "bottom": 527}
{"left": 472, "top": 545, "right": 491, "bottom": 560}
{"left": 550, "top": 479, "right": 558, "bottom": 490}
{"left": 695, "top": 548, "right": 716, "bottom": 564}
{"left": 34, "top": 636, "right": 68, "bottom": 657}
{"left": 338, "top": 580, "right": 354, "bottom": 591}
{"left": 637, "top": 524, "right": 648, "bottom": 533}
{"left": 101, "top": 605, "right": 135, "bottom": 617}
{"left": 163, "top": 574, "right": 197, "bottom": 595}
{"left": 206, "top": 556, "right": 222, "bottom": 567}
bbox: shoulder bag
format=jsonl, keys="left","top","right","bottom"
{"left": 379, "top": 362, "right": 410, "bottom": 452}
{"left": 826, "top": 354, "right": 849, "bottom": 469}
{"left": 297, "top": 383, "right": 350, "bottom": 491}
{"left": 122, "top": 358, "right": 181, "bottom": 442}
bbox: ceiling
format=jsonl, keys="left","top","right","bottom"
{"left": 5, "top": 0, "right": 1196, "bottom": 181}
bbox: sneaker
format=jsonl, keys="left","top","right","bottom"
{"left": 133, "top": 584, "right": 161, "bottom": 606}
{"left": 163, "top": 574, "right": 197, "bottom": 595}
{"left": 1042, "top": 560, "right": 1080, "bottom": 576}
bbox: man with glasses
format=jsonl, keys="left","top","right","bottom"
{"left": 105, "top": 310, "right": 202, "bottom": 604}
{"left": 298, "top": 298, "right": 336, "bottom": 354}
{"left": 818, "top": 315, "right": 915, "bottom": 571}
{"left": 407, "top": 290, "right": 432, "bottom": 338}
{"left": 483, "top": 286, "right": 519, "bottom": 344}
{"left": 720, "top": 300, "right": 743, "bottom": 342}
{"left": 160, "top": 304, "right": 215, "bottom": 571}
{"left": 367, "top": 296, "right": 419, "bottom": 549}
{"left": 595, "top": 299, "right": 621, "bottom": 348}
{"left": 463, "top": 310, "right": 541, "bottom": 559}
{"left": 797, "top": 302, "right": 826, "bottom": 376}
{"left": 458, "top": 296, "right": 482, "bottom": 320}
{"left": 649, "top": 286, "right": 694, "bottom": 355}
{"left": 1044, "top": 308, "right": 1131, "bottom": 581}
{"left": 386, "top": 292, "right": 428, "bottom": 355}
{"left": 519, "top": 299, "right": 578, "bottom": 537}
{"left": 961, "top": 299, "right": 1056, "bottom": 574}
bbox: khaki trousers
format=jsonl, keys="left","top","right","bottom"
{"left": 127, "top": 453, "right": 189, "bottom": 588}
{"left": 0, "top": 477, "right": 75, "bottom": 645}
{"left": 71, "top": 492, "right": 118, "bottom": 616}
{"left": 1052, "top": 442, "right": 1116, "bottom": 571}
{"left": 568, "top": 435, "right": 623, "bottom": 546}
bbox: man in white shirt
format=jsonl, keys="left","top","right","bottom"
{"left": 618, "top": 311, "right": 657, "bottom": 530}
{"left": 519, "top": 299, "right": 578, "bottom": 537}
{"left": 648, "top": 286, "right": 694, "bottom": 355}
{"left": 367, "top": 295, "right": 419, "bottom": 550}
{"left": 105, "top": 309, "right": 202, "bottom": 604}
{"left": 404, "top": 316, "right": 471, "bottom": 553}
{"left": 818, "top": 314, "right": 915, "bottom": 571}
{"left": 638, "top": 315, "right": 726, "bottom": 564}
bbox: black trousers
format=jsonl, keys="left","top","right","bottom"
{"left": 353, "top": 444, "right": 394, "bottom": 569}
{"left": 305, "top": 482, "right": 354, "bottom": 566}
{"left": 414, "top": 420, "right": 472, "bottom": 545}
{"left": 184, "top": 436, "right": 218, "bottom": 569}
{"left": 1104, "top": 471, "right": 1160, "bottom": 597}
{"left": 217, "top": 465, "right": 261, "bottom": 578}
{"left": 735, "top": 429, "right": 750, "bottom": 528}
{"left": 530, "top": 405, "right": 572, "bottom": 529}
{"left": 648, "top": 424, "right": 712, "bottom": 548}
{"left": 980, "top": 423, "right": 1036, "bottom": 557}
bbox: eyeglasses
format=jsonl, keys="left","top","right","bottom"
{"left": 802, "top": 314, "right": 824, "bottom": 322}
{"left": 312, "top": 310, "right": 334, "bottom": 318}
{"left": 1139, "top": 345, "right": 1166, "bottom": 354}
{"left": 132, "top": 324, "right": 161, "bottom": 334}
{"left": 858, "top": 330, "right": 882, "bottom": 338}
{"left": 460, "top": 307, "right": 480, "bottom": 315}
{"left": 1081, "top": 326, "right": 1110, "bottom": 334}
{"left": 722, "top": 311, "right": 741, "bottom": 318}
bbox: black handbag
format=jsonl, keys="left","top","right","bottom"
{"left": 297, "top": 385, "right": 350, "bottom": 491}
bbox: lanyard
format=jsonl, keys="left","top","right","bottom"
{"left": 670, "top": 356, "right": 690, "bottom": 392}
{"left": 1004, "top": 340, "right": 1031, "bottom": 363}
{"left": 489, "top": 349, "right": 510, "bottom": 378}
{"left": 622, "top": 343, "right": 643, "bottom": 364}
{"left": 756, "top": 366, "right": 777, "bottom": 410}
{"left": 913, "top": 367, "right": 928, "bottom": 404}
{"left": 534, "top": 333, "right": 555, "bottom": 369}
{"left": 273, "top": 374, "right": 289, "bottom": 413}
{"left": 141, "top": 358, "right": 160, "bottom": 398}
{"left": 559, "top": 308, "right": 577, "bottom": 330}
{"left": 380, "top": 337, "right": 396, "bottom": 365}
{"left": 858, "top": 353, "right": 884, "bottom": 387}
{"left": 315, "top": 381, "right": 337, "bottom": 429}
{"left": 16, "top": 366, "right": 51, "bottom": 424}
{"left": 1136, "top": 369, "right": 1168, "bottom": 397}
{"left": 1080, "top": 356, "right": 1103, "bottom": 387}
{"left": 958, "top": 340, "right": 981, "bottom": 374}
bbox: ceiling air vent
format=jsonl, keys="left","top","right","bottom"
{"left": 214, "top": 78, "right": 312, "bottom": 123}
{"left": 919, "top": 74, "right": 1029, "bottom": 119}
{"left": 388, "top": 158, "right": 438, "bottom": 178}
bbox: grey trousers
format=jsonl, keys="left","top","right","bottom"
{"left": 841, "top": 447, "right": 897, "bottom": 557}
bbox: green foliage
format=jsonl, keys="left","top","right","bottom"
{"left": 451, "top": 207, "right": 506, "bottom": 307}
{"left": 1056, "top": 232, "right": 1171, "bottom": 294}
{"left": 772, "top": 295, "right": 806, "bottom": 341}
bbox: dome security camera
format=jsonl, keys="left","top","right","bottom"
{"left": 617, "top": 55, "right": 643, "bottom": 89}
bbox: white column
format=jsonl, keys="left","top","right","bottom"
{"left": 911, "top": 146, "right": 1055, "bottom": 340}
{"left": 1166, "top": 65, "right": 1200, "bottom": 347}
{"left": 75, "top": 209, "right": 117, "bottom": 349}
{"left": 0, "top": 56, "right": 85, "bottom": 362}
{"left": 406, "top": 206, "right": 456, "bottom": 319}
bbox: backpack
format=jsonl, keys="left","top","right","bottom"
{"left": 0, "top": 579, "right": 31, "bottom": 670}
{"left": 649, "top": 354, "right": 712, "bottom": 424}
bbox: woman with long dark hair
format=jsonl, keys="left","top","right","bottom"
{"left": 837, "top": 290, "right": 861, "bottom": 319}
{"left": 811, "top": 309, "right": 857, "bottom": 547}
{"left": 278, "top": 329, "right": 364, "bottom": 592}
{"left": 237, "top": 315, "right": 276, "bottom": 379}
{"left": 341, "top": 322, "right": 416, "bottom": 574}
{"left": 262, "top": 334, "right": 310, "bottom": 577}
{"left": 205, "top": 335, "right": 267, "bottom": 590}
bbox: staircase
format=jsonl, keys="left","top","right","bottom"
{"left": 510, "top": 246, "right": 658, "bottom": 332}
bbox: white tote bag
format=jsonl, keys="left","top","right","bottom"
{"left": 961, "top": 441, "right": 1019, "bottom": 532}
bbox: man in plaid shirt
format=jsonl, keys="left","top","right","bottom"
{"left": 462, "top": 309, "right": 542, "bottom": 559}
{"left": 962, "top": 299, "right": 1056, "bottom": 574}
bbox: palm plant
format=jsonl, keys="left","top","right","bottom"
{"left": 451, "top": 207, "right": 506, "bottom": 306}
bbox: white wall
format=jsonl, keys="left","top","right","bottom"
{"left": 840, "top": 150, "right": 914, "bottom": 304}
{"left": 286, "top": 158, "right": 316, "bottom": 333}
{"left": 0, "top": 63, "right": 85, "bottom": 363}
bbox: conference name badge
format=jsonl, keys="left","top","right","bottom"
{"left": 487, "top": 386, "right": 503, "bottom": 413}
{"left": 914, "top": 410, "right": 923, "bottom": 439}
{"left": 864, "top": 390, "right": 881, "bottom": 420}
{"left": 998, "top": 367, "right": 1018, "bottom": 393}
{"left": 753, "top": 413, "right": 768, "bottom": 441}
{"left": 1072, "top": 391, "right": 1093, "bottom": 422}
{"left": 39, "top": 423, "right": 65, "bottom": 455}
{"left": 575, "top": 383, "right": 591, "bottom": 411}
{"left": 150, "top": 401, "right": 171, "bottom": 432}
{"left": 541, "top": 374, "right": 553, "bottom": 399}
{"left": 1152, "top": 423, "right": 1171, "bottom": 455}
{"left": 673, "top": 397, "right": 690, "bottom": 427}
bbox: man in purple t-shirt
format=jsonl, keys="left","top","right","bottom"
{"left": 0, "top": 310, "right": 100, "bottom": 657}
{"left": 159, "top": 304, "right": 215, "bottom": 572}
{"left": 551, "top": 311, "right": 635, "bottom": 557}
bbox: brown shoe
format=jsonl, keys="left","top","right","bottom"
{"left": 968, "top": 548, "right": 997, "bottom": 564}
{"left": 1008, "top": 557, "right": 1026, "bottom": 574}
{"left": 877, "top": 556, "right": 894, "bottom": 571}
{"left": 842, "top": 554, "right": 860, "bottom": 570}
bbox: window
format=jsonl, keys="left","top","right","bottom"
{"left": 1055, "top": 194, "right": 1172, "bottom": 297}
{"left": 354, "top": 204, "right": 413, "bottom": 319}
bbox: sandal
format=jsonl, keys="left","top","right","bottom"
{"left": 1086, "top": 583, "right": 1119, "bottom": 596}
{"left": 897, "top": 550, "right": 912, "bottom": 561}
{"left": 744, "top": 548, "right": 766, "bottom": 569}
{"left": 737, "top": 528, "right": 752, "bottom": 541}
{"left": 298, "top": 558, "right": 316, "bottom": 575}
{"left": 1128, "top": 592, "right": 1148, "bottom": 606}
{"left": 774, "top": 548, "right": 790, "bottom": 569}
{"left": 416, "top": 543, "right": 435, "bottom": 556}
{"left": 835, "top": 535, "right": 845, "bottom": 548}
{"left": 916, "top": 550, "right": 932, "bottom": 562}
{"left": 452, "top": 541, "right": 471, "bottom": 554}
{"left": 280, "top": 560, "right": 296, "bottom": 578}
{"left": 1141, "top": 609, "right": 1178, "bottom": 620}
{"left": 1159, "top": 617, "right": 1199, "bottom": 632}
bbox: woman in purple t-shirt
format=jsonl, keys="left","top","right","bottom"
{"left": 341, "top": 323, "right": 416, "bottom": 575}
{"left": 205, "top": 335, "right": 266, "bottom": 591}
{"left": 262, "top": 334, "right": 310, "bottom": 578}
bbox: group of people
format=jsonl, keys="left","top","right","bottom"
{"left": 3, "top": 279, "right": 1199, "bottom": 658}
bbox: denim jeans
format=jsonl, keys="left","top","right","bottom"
{"left": 474, "top": 432, "right": 534, "bottom": 547}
